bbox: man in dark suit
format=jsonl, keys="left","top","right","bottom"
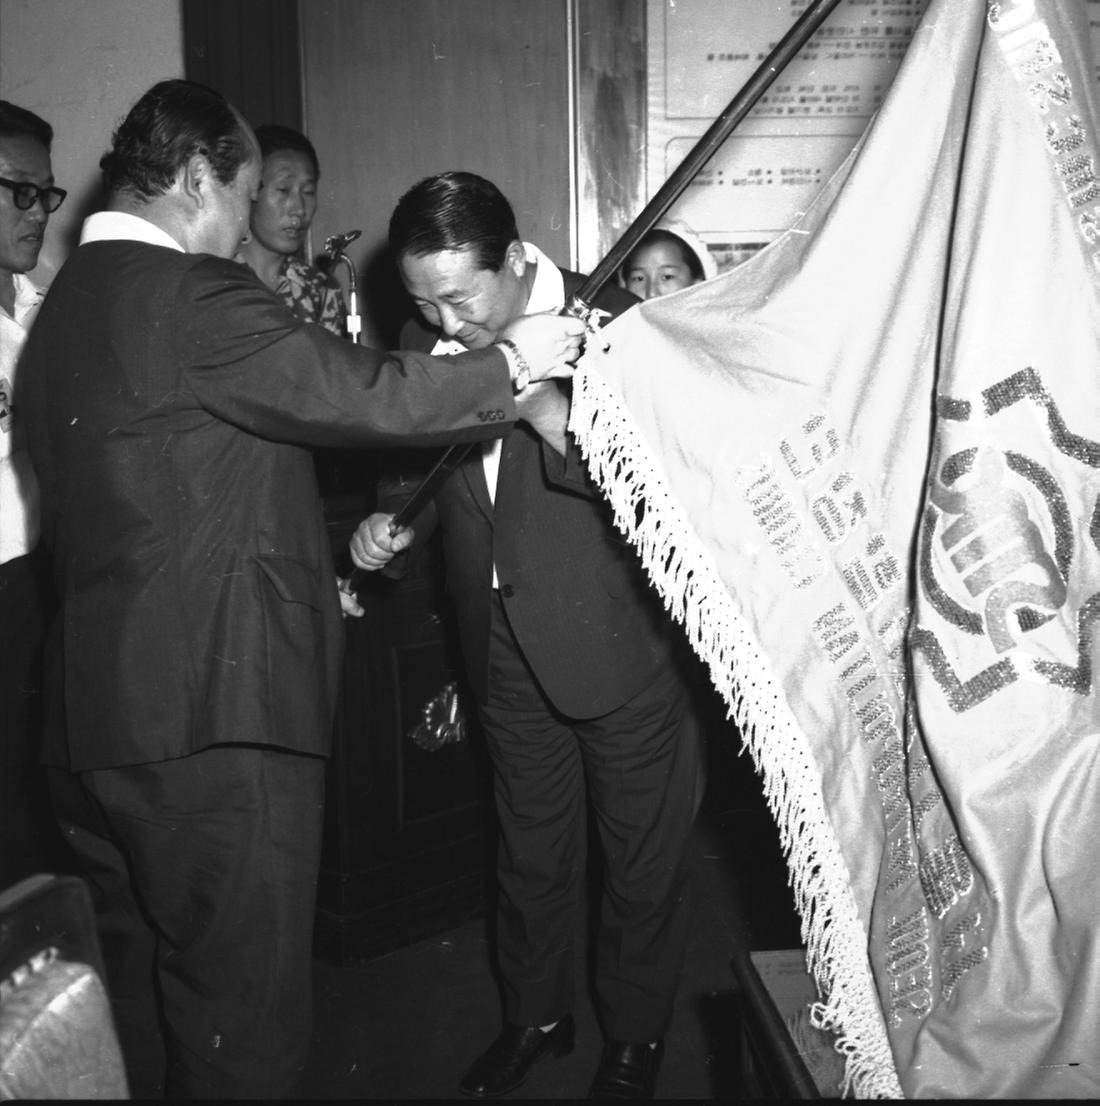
{"left": 20, "top": 83, "right": 584, "bottom": 1100}
{"left": 350, "top": 172, "right": 704, "bottom": 1100}
{"left": 0, "top": 100, "right": 66, "bottom": 889}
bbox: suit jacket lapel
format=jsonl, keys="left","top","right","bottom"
{"left": 401, "top": 316, "right": 506, "bottom": 522}
{"left": 461, "top": 441, "right": 496, "bottom": 522}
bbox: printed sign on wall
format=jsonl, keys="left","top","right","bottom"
{"left": 646, "top": 0, "right": 931, "bottom": 272}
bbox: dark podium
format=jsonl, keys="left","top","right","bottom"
{"left": 315, "top": 484, "right": 494, "bottom": 964}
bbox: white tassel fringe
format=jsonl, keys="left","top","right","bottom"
{"left": 569, "top": 366, "right": 904, "bottom": 1099}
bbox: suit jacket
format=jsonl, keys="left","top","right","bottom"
{"left": 391, "top": 268, "right": 680, "bottom": 719}
{"left": 22, "top": 241, "right": 517, "bottom": 771}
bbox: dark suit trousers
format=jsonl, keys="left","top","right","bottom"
{"left": 48, "top": 744, "right": 325, "bottom": 1100}
{"left": 479, "top": 592, "right": 704, "bottom": 1042}
{"left": 0, "top": 549, "right": 60, "bottom": 887}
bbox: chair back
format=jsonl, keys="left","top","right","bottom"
{"left": 0, "top": 874, "right": 129, "bottom": 1100}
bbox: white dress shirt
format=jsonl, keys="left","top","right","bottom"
{"left": 0, "top": 274, "right": 46, "bottom": 563}
{"left": 430, "top": 242, "right": 565, "bottom": 502}
{"left": 430, "top": 242, "right": 565, "bottom": 587}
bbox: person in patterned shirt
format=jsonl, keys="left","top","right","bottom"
{"left": 237, "top": 123, "right": 347, "bottom": 337}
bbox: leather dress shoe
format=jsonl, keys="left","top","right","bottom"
{"left": 588, "top": 1040, "right": 665, "bottom": 1100}
{"left": 459, "top": 1015, "right": 575, "bottom": 1097}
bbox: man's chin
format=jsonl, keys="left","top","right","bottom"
{"left": 15, "top": 248, "right": 43, "bottom": 272}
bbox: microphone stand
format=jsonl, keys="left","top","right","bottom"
{"left": 324, "top": 229, "right": 363, "bottom": 343}
{"left": 326, "top": 231, "right": 365, "bottom": 601}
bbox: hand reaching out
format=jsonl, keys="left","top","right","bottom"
{"left": 500, "top": 312, "right": 586, "bottom": 383}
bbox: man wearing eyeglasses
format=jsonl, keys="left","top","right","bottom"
{"left": 0, "top": 100, "right": 66, "bottom": 891}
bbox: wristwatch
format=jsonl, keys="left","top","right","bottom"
{"left": 497, "top": 338, "right": 531, "bottom": 395}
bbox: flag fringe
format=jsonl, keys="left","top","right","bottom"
{"left": 569, "top": 366, "right": 904, "bottom": 1099}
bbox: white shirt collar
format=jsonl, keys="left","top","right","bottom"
{"left": 80, "top": 210, "right": 185, "bottom": 252}
{"left": 8, "top": 273, "right": 45, "bottom": 328}
{"left": 521, "top": 241, "right": 565, "bottom": 314}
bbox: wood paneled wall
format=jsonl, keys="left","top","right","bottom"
{"left": 573, "top": 0, "right": 647, "bottom": 276}
{"left": 182, "top": 0, "right": 303, "bottom": 130}
{"left": 301, "top": 0, "right": 571, "bottom": 348}
{"left": 300, "top": 0, "right": 645, "bottom": 348}
{"left": 184, "top": 0, "right": 647, "bottom": 346}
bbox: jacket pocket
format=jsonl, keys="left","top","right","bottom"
{"left": 256, "top": 554, "right": 325, "bottom": 611}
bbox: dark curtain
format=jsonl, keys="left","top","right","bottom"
{"left": 182, "top": 0, "right": 303, "bottom": 130}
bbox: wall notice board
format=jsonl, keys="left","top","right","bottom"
{"left": 645, "top": 0, "right": 1100, "bottom": 275}
{"left": 644, "top": 0, "right": 930, "bottom": 273}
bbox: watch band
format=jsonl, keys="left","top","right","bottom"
{"left": 497, "top": 338, "right": 532, "bottom": 394}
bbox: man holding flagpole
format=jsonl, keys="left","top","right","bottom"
{"left": 351, "top": 171, "right": 705, "bottom": 1101}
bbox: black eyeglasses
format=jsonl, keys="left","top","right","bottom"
{"left": 0, "top": 177, "right": 67, "bottom": 214}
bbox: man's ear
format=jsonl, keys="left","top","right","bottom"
{"left": 180, "top": 153, "right": 212, "bottom": 208}
{"left": 505, "top": 239, "right": 527, "bottom": 276}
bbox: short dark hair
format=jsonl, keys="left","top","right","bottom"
{"left": 389, "top": 171, "right": 519, "bottom": 272}
{"left": 99, "top": 79, "right": 253, "bottom": 201}
{"left": 253, "top": 124, "right": 319, "bottom": 179}
{"left": 621, "top": 229, "right": 705, "bottom": 283}
{"left": 0, "top": 101, "right": 53, "bottom": 150}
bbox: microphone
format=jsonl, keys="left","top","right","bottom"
{"left": 323, "top": 230, "right": 363, "bottom": 343}
{"left": 325, "top": 229, "right": 362, "bottom": 255}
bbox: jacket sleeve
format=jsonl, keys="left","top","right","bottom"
{"left": 178, "top": 256, "right": 516, "bottom": 451}
{"left": 538, "top": 408, "right": 596, "bottom": 496}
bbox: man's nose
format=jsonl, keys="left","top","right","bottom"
{"left": 438, "top": 304, "right": 463, "bottom": 337}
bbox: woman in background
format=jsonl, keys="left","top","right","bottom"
{"left": 238, "top": 123, "right": 347, "bottom": 336}
{"left": 619, "top": 218, "right": 717, "bottom": 301}
{"left": 240, "top": 124, "right": 361, "bottom": 592}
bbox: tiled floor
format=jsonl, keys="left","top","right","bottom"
{"left": 300, "top": 733, "right": 804, "bottom": 1100}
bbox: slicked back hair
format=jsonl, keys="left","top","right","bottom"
{"left": 100, "top": 79, "right": 253, "bottom": 201}
{"left": 0, "top": 101, "right": 53, "bottom": 150}
{"left": 389, "top": 171, "right": 519, "bottom": 272}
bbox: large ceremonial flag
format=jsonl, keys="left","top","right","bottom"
{"left": 569, "top": 0, "right": 1100, "bottom": 1097}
